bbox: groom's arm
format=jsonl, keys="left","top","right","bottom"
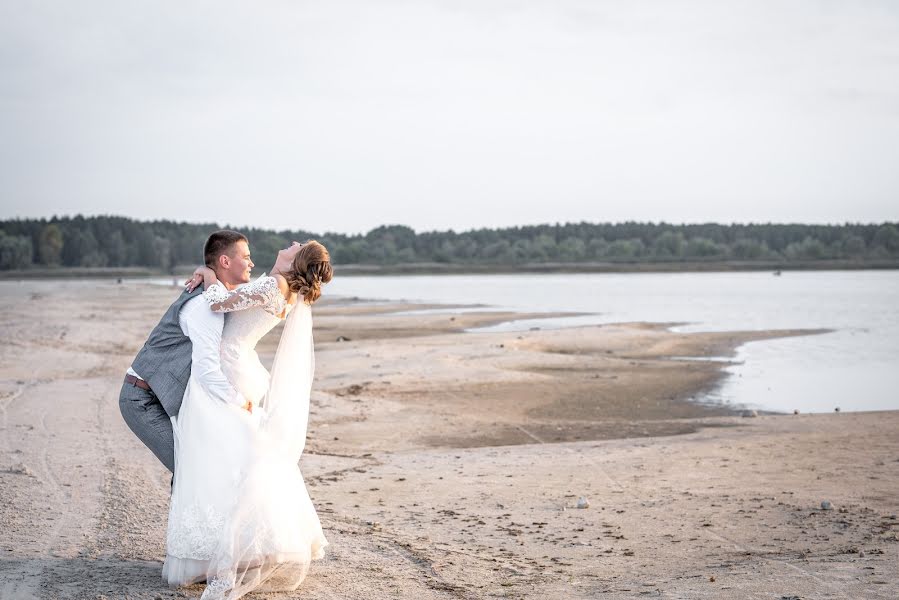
{"left": 179, "top": 297, "right": 249, "bottom": 410}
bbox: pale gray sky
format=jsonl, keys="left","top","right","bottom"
{"left": 1, "top": 1, "right": 897, "bottom": 234}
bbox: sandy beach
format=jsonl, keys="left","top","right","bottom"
{"left": 0, "top": 279, "right": 896, "bottom": 599}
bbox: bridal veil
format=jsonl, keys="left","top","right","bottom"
{"left": 201, "top": 302, "right": 327, "bottom": 600}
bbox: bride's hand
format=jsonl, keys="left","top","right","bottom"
{"left": 185, "top": 267, "right": 215, "bottom": 292}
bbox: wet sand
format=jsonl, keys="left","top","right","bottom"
{"left": 0, "top": 280, "right": 896, "bottom": 599}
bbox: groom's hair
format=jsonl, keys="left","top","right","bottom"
{"left": 204, "top": 230, "right": 248, "bottom": 268}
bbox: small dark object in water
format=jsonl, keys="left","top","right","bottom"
{"left": 336, "top": 335, "right": 351, "bottom": 342}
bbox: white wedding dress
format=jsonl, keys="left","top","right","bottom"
{"left": 162, "top": 275, "right": 328, "bottom": 599}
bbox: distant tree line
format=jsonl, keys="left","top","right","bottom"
{"left": 1, "top": 215, "right": 898, "bottom": 271}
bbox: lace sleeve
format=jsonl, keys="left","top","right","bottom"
{"left": 202, "top": 276, "right": 284, "bottom": 314}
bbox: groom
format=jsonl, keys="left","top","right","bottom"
{"left": 119, "top": 229, "right": 255, "bottom": 473}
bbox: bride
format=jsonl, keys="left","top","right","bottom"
{"left": 163, "top": 240, "right": 332, "bottom": 599}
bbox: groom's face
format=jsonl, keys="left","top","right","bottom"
{"left": 221, "top": 240, "right": 254, "bottom": 285}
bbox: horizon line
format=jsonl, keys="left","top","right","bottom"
{"left": 2, "top": 212, "right": 898, "bottom": 236}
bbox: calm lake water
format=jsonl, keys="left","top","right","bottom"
{"left": 327, "top": 271, "right": 899, "bottom": 414}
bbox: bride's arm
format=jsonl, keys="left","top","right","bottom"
{"left": 268, "top": 249, "right": 299, "bottom": 316}
{"left": 271, "top": 273, "right": 295, "bottom": 316}
{"left": 183, "top": 266, "right": 219, "bottom": 292}
{"left": 202, "top": 275, "right": 282, "bottom": 313}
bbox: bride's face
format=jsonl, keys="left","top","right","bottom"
{"left": 277, "top": 241, "right": 303, "bottom": 264}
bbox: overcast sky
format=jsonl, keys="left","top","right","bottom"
{"left": 1, "top": 1, "right": 897, "bottom": 234}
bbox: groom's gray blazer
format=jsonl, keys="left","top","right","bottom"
{"left": 121, "top": 285, "right": 248, "bottom": 472}
{"left": 120, "top": 286, "right": 247, "bottom": 473}
{"left": 131, "top": 287, "right": 201, "bottom": 416}
{"left": 119, "top": 287, "right": 202, "bottom": 473}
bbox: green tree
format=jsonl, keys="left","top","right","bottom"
{"left": 607, "top": 238, "right": 643, "bottom": 259}
{"left": 366, "top": 225, "right": 416, "bottom": 262}
{"left": 333, "top": 239, "right": 369, "bottom": 264}
{"left": 652, "top": 231, "right": 685, "bottom": 258}
{"left": 396, "top": 247, "right": 417, "bottom": 262}
{"left": 38, "top": 224, "right": 64, "bottom": 265}
{"left": 482, "top": 240, "right": 512, "bottom": 262}
{"left": 784, "top": 237, "right": 827, "bottom": 260}
{"left": 840, "top": 234, "right": 866, "bottom": 258}
{"left": 685, "top": 237, "right": 725, "bottom": 258}
{"left": 153, "top": 236, "right": 174, "bottom": 271}
{"left": 511, "top": 238, "right": 533, "bottom": 263}
{"left": 558, "top": 236, "right": 587, "bottom": 261}
{"left": 62, "top": 229, "right": 102, "bottom": 267}
{"left": 587, "top": 237, "right": 608, "bottom": 259}
{"left": 731, "top": 239, "right": 767, "bottom": 260}
{"left": 872, "top": 225, "right": 899, "bottom": 253}
{"left": 0, "top": 232, "right": 33, "bottom": 269}
{"left": 103, "top": 231, "right": 128, "bottom": 267}
{"left": 531, "top": 234, "right": 557, "bottom": 261}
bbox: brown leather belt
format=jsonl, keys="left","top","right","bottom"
{"left": 124, "top": 374, "right": 153, "bottom": 392}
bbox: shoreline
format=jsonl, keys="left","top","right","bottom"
{"left": 301, "top": 297, "right": 835, "bottom": 450}
{"left": 2, "top": 259, "right": 898, "bottom": 279}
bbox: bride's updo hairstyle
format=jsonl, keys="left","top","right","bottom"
{"left": 285, "top": 240, "right": 333, "bottom": 304}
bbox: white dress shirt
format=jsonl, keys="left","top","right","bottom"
{"left": 128, "top": 294, "right": 246, "bottom": 408}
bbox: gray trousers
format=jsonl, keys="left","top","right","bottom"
{"left": 118, "top": 381, "right": 175, "bottom": 473}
